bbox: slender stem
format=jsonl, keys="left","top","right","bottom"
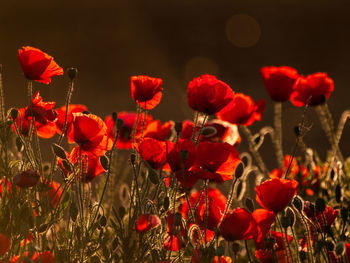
{"left": 204, "top": 179, "right": 208, "bottom": 245}
{"left": 273, "top": 102, "right": 284, "bottom": 167}
{"left": 218, "top": 178, "right": 238, "bottom": 227}
{"left": 277, "top": 216, "right": 293, "bottom": 263}
{"left": 245, "top": 240, "right": 252, "bottom": 263}
{"left": 291, "top": 226, "right": 301, "bottom": 263}
{"left": 191, "top": 111, "right": 199, "bottom": 141}
{"left": 195, "top": 114, "right": 208, "bottom": 145}
{"left": 240, "top": 125, "right": 268, "bottom": 176}
{"left": 0, "top": 65, "right": 5, "bottom": 121}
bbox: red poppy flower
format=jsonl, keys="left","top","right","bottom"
{"left": 58, "top": 146, "right": 105, "bottom": 182}
{"left": 142, "top": 120, "right": 173, "bottom": 141}
{"left": 180, "top": 120, "right": 241, "bottom": 146}
{"left": 10, "top": 251, "right": 55, "bottom": 263}
{"left": 130, "top": 75, "right": 163, "bottom": 110}
{"left": 252, "top": 209, "right": 275, "bottom": 244}
{"left": 255, "top": 178, "right": 298, "bottom": 212}
{"left": 136, "top": 214, "right": 161, "bottom": 233}
{"left": 13, "top": 169, "right": 40, "bottom": 188}
{"left": 191, "top": 141, "right": 241, "bottom": 183}
{"left": 212, "top": 256, "right": 232, "bottom": 263}
{"left": 290, "top": 73, "right": 334, "bottom": 107}
{"left": 217, "top": 93, "right": 265, "bottom": 126}
{"left": 0, "top": 233, "right": 10, "bottom": 256}
{"left": 255, "top": 248, "right": 291, "bottom": 263}
{"left": 187, "top": 74, "right": 234, "bottom": 115}
{"left": 0, "top": 178, "right": 11, "bottom": 199}
{"left": 189, "top": 225, "right": 215, "bottom": 246}
{"left": 105, "top": 112, "right": 153, "bottom": 149}
{"left": 220, "top": 208, "right": 258, "bottom": 241}
{"left": 68, "top": 113, "right": 113, "bottom": 156}
{"left": 18, "top": 46, "right": 63, "bottom": 84}
{"left": 166, "top": 139, "right": 196, "bottom": 172}
{"left": 303, "top": 202, "right": 338, "bottom": 232}
{"left": 163, "top": 213, "right": 186, "bottom": 251}
{"left": 260, "top": 66, "right": 299, "bottom": 102}
{"left": 180, "top": 187, "right": 227, "bottom": 230}
{"left": 55, "top": 104, "right": 87, "bottom": 135}
{"left": 13, "top": 92, "right": 57, "bottom": 138}
{"left": 138, "top": 138, "right": 167, "bottom": 170}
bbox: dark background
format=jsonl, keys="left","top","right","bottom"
{"left": 0, "top": 0, "right": 349, "bottom": 169}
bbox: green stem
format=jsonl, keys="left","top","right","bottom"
{"left": 273, "top": 102, "right": 284, "bottom": 167}
{"left": 204, "top": 179, "right": 208, "bottom": 245}
{"left": 0, "top": 65, "right": 5, "bottom": 121}
{"left": 245, "top": 240, "right": 252, "bottom": 263}
{"left": 195, "top": 114, "right": 208, "bottom": 145}
{"left": 277, "top": 216, "right": 293, "bottom": 263}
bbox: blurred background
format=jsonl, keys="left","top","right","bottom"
{"left": 0, "top": 0, "right": 349, "bottom": 169}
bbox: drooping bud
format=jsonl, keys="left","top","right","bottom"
{"left": 174, "top": 122, "right": 183, "bottom": 135}
{"left": 16, "top": 137, "right": 23, "bottom": 152}
{"left": 10, "top": 108, "right": 18, "bottom": 120}
{"left": 148, "top": 168, "right": 159, "bottom": 185}
{"left": 281, "top": 215, "right": 290, "bottom": 229}
{"left": 52, "top": 143, "right": 67, "bottom": 159}
{"left": 112, "top": 112, "right": 118, "bottom": 123}
{"left": 245, "top": 197, "right": 254, "bottom": 213}
{"left": 163, "top": 196, "right": 170, "bottom": 210}
{"left": 67, "top": 67, "right": 78, "bottom": 80}
{"left": 286, "top": 207, "right": 296, "bottom": 227}
{"left": 235, "top": 162, "right": 244, "bottom": 179}
{"left": 341, "top": 207, "right": 348, "bottom": 222}
{"left": 292, "top": 196, "right": 304, "bottom": 212}
{"left": 201, "top": 126, "right": 217, "bottom": 137}
{"left": 335, "top": 184, "right": 342, "bottom": 203}
{"left": 70, "top": 201, "right": 78, "bottom": 222}
{"left": 315, "top": 198, "right": 326, "bottom": 212}
{"left": 99, "top": 155, "right": 109, "bottom": 171}
{"left": 174, "top": 212, "right": 182, "bottom": 226}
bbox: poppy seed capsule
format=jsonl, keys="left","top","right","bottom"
{"left": 67, "top": 67, "right": 78, "bottom": 80}
{"left": 14, "top": 169, "right": 40, "bottom": 188}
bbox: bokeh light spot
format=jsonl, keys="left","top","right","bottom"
{"left": 225, "top": 14, "right": 261, "bottom": 48}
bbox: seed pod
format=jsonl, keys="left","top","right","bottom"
{"left": 292, "top": 196, "right": 304, "bottom": 212}
{"left": 52, "top": 143, "right": 67, "bottom": 159}
{"left": 67, "top": 67, "right": 78, "bottom": 80}
{"left": 70, "top": 202, "right": 78, "bottom": 222}
{"left": 174, "top": 122, "right": 183, "bottom": 135}
{"left": 62, "top": 159, "right": 72, "bottom": 172}
{"left": 281, "top": 215, "right": 290, "bottom": 229}
{"left": 286, "top": 207, "right": 296, "bottom": 227}
{"left": 10, "top": 108, "right": 18, "bottom": 120}
{"left": 163, "top": 196, "right": 170, "bottom": 210}
{"left": 315, "top": 198, "right": 326, "bottom": 212}
{"left": 335, "top": 184, "right": 342, "bottom": 203}
{"left": 341, "top": 207, "right": 348, "bottom": 222}
{"left": 16, "top": 137, "right": 23, "bottom": 152}
{"left": 235, "top": 162, "right": 244, "bottom": 179}
{"left": 116, "top": 118, "right": 124, "bottom": 130}
{"left": 335, "top": 242, "right": 345, "bottom": 256}
{"left": 148, "top": 168, "right": 159, "bottom": 185}
{"left": 99, "top": 155, "right": 109, "bottom": 171}
{"left": 201, "top": 126, "right": 217, "bottom": 137}
{"left": 112, "top": 112, "right": 118, "bottom": 122}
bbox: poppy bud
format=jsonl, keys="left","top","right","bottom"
{"left": 244, "top": 198, "right": 254, "bottom": 213}
{"left": 67, "top": 67, "right": 78, "bottom": 80}
{"left": 330, "top": 169, "right": 335, "bottom": 180}
{"left": 325, "top": 240, "right": 335, "bottom": 251}
{"left": 118, "top": 206, "right": 126, "bottom": 218}
{"left": 112, "top": 112, "right": 118, "bottom": 123}
{"left": 10, "top": 108, "right": 18, "bottom": 120}
{"left": 341, "top": 207, "right": 348, "bottom": 222}
{"left": 148, "top": 168, "right": 159, "bottom": 185}
{"left": 235, "top": 162, "right": 244, "bottom": 179}
{"left": 14, "top": 169, "right": 40, "bottom": 188}
{"left": 52, "top": 143, "right": 67, "bottom": 159}
{"left": 163, "top": 196, "right": 170, "bottom": 210}
{"left": 130, "top": 153, "right": 136, "bottom": 165}
{"left": 292, "top": 196, "right": 304, "bottom": 212}
{"left": 286, "top": 207, "right": 296, "bottom": 227}
{"left": 335, "top": 242, "right": 345, "bottom": 256}
{"left": 236, "top": 181, "right": 243, "bottom": 199}
{"left": 99, "top": 155, "right": 109, "bottom": 171}
{"left": 16, "top": 137, "right": 23, "bottom": 152}
{"left": 99, "top": 215, "right": 107, "bottom": 227}
{"left": 174, "top": 212, "right": 182, "bottom": 226}
{"left": 175, "top": 122, "right": 183, "bottom": 135}
{"left": 294, "top": 126, "right": 300, "bottom": 137}
{"left": 70, "top": 202, "right": 78, "bottom": 222}
{"left": 316, "top": 198, "right": 326, "bottom": 212}
{"left": 116, "top": 118, "right": 124, "bottom": 130}
{"left": 335, "top": 184, "right": 342, "bottom": 203}
{"left": 62, "top": 159, "right": 72, "bottom": 173}
{"left": 281, "top": 215, "right": 290, "bottom": 229}
{"left": 325, "top": 225, "right": 334, "bottom": 239}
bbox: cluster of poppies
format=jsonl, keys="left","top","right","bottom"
{"left": 0, "top": 46, "right": 347, "bottom": 263}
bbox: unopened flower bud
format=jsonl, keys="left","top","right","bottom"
{"left": 294, "top": 126, "right": 300, "bottom": 137}
{"left": 292, "top": 196, "right": 304, "bottom": 212}
{"left": 335, "top": 184, "right": 342, "bottom": 203}
{"left": 52, "top": 143, "right": 67, "bottom": 159}
{"left": 341, "top": 207, "right": 348, "bottom": 222}
{"left": 148, "top": 168, "right": 159, "bottom": 185}
{"left": 67, "top": 67, "right": 78, "bottom": 80}
{"left": 245, "top": 197, "right": 254, "bottom": 213}
{"left": 130, "top": 153, "right": 136, "bottom": 165}
{"left": 174, "top": 212, "right": 182, "bottom": 226}
{"left": 10, "top": 108, "right": 18, "bottom": 120}
{"left": 235, "top": 162, "right": 244, "bottom": 179}
{"left": 316, "top": 198, "right": 326, "bottom": 212}
{"left": 174, "top": 122, "right": 183, "bottom": 135}
{"left": 112, "top": 112, "right": 118, "bottom": 122}
{"left": 16, "top": 137, "right": 23, "bottom": 152}
{"left": 99, "top": 155, "right": 109, "bottom": 171}
{"left": 163, "top": 196, "right": 170, "bottom": 210}
{"left": 116, "top": 118, "right": 124, "bottom": 130}
{"left": 286, "top": 207, "right": 296, "bottom": 227}
{"left": 201, "top": 126, "right": 217, "bottom": 137}
{"left": 325, "top": 240, "right": 335, "bottom": 251}
{"left": 281, "top": 215, "right": 291, "bottom": 229}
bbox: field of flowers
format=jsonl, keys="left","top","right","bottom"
{"left": 0, "top": 46, "right": 349, "bottom": 262}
